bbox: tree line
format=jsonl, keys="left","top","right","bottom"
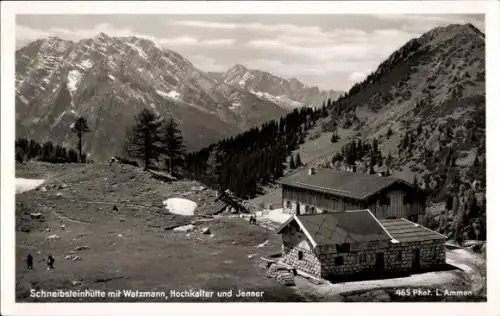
{"left": 185, "top": 106, "right": 328, "bottom": 199}
{"left": 15, "top": 117, "right": 92, "bottom": 164}
{"left": 15, "top": 137, "right": 81, "bottom": 163}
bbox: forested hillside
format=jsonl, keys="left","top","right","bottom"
{"left": 185, "top": 106, "right": 327, "bottom": 199}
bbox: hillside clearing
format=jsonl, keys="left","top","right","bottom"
{"left": 15, "top": 162, "right": 303, "bottom": 302}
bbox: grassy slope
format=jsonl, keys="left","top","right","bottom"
{"left": 15, "top": 162, "right": 303, "bottom": 302}
{"left": 249, "top": 126, "right": 355, "bottom": 208}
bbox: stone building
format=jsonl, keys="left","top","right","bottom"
{"left": 276, "top": 210, "right": 446, "bottom": 279}
{"left": 277, "top": 167, "right": 426, "bottom": 224}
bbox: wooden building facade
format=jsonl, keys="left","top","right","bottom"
{"left": 278, "top": 168, "right": 426, "bottom": 224}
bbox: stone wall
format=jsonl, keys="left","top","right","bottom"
{"left": 280, "top": 222, "right": 322, "bottom": 277}
{"left": 317, "top": 239, "right": 446, "bottom": 278}
{"left": 318, "top": 240, "right": 391, "bottom": 278}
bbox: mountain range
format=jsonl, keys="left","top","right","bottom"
{"left": 15, "top": 32, "right": 341, "bottom": 160}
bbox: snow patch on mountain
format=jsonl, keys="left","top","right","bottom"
{"left": 125, "top": 41, "right": 148, "bottom": 59}
{"left": 149, "top": 103, "right": 160, "bottom": 115}
{"left": 250, "top": 90, "right": 304, "bottom": 109}
{"left": 229, "top": 101, "right": 242, "bottom": 111}
{"left": 51, "top": 111, "right": 66, "bottom": 129}
{"left": 237, "top": 72, "right": 254, "bottom": 87}
{"left": 67, "top": 70, "right": 82, "bottom": 93}
{"left": 156, "top": 89, "right": 181, "bottom": 100}
{"left": 80, "top": 59, "right": 93, "bottom": 70}
{"left": 150, "top": 39, "right": 164, "bottom": 51}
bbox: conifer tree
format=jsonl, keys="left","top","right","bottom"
{"left": 68, "top": 148, "right": 79, "bottom": 162}
{"left": 126, "top": 108, "right": 163, "bottom": 170}
{"left": 72, "top": 117, "right": 91, "bottom": 163}
{"left": 386, "top": 127, "right": 393, "bottom": 139}
{"left": 41, "top": 141, "right": 54, "bottom": 162}
{"left": 160, "top": 118, "right": 185, "bottom": 175}
{"left": 295, "top": 153, "right": 302, "bottom": 167}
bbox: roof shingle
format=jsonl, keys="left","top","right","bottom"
{"left": 277, "top": 168, "right": 411, "bottom": 200}
{"left": 379, "top": 218, "right": 446, "bottom": 243}
{"left": 277, "top": 210, "right": 391, "bottom": 245}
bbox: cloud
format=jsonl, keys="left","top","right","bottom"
{"left": 172, "top": 20, "right": 326, "bottom": 38}
{"left": 159, "top": 36, "right": 234, "bottom": 47}
{"left": 16, "top": 23, "right": 235, "bottom": 48}
{"left": 16, "top": 25, "right": 51, "bottom": 42}
{"left": 246, "top": 27, "right": 418, "bottom": 64}
{"left": 349, "top": 71, "right": 368, "bottom": 82}
{"left": 374, "top": 14, "right": 484, "bottom": 33}
{"left": 189, "top": 55, "right": 227, "bottom": 71}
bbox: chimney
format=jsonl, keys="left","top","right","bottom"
{"left": 308, "top": 167, "right": 315, "bottom": 176}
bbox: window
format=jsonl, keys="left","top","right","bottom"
{"left": 396, "top": 251, "right": 402, "bottom": 261}
{"left": 381, "top": 195, "right": 391, "bottom": 206}
{"left": 298, "top": 251, "right": 304, "bottom": 260}
{"left": 336, "top": 243, "right": 350, "bottom": 253}
{"left": 359, "top": 253, "right": 367, "bottom": 264}
{"left": 334, "top": 256, "right": 344, "bottom": 266}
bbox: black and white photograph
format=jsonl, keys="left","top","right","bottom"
{"left": 1, "top": 1, "right": 499, "bottom": 315}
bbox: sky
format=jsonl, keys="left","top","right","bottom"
{"left": 16, "top": 14, "right": 484, "bottom": 91}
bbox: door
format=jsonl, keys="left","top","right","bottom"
{"left": 375, "top": 253, "right": 385, "bottom": 274}
{"left": 412, "top": 249, "right": 420, "bottom": 270}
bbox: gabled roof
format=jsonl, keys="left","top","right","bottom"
{"left": 277, "top": 168, "right": 413, "bottom": 200}
{"left": 379, "top": 218, "right": 447, "bottom": 243}
{"left": 277, "top": 210, "right": 392, "bottom": 246}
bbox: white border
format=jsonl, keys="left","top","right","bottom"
{"left": 2, "top": 1, "right": 499, "bottom": 316}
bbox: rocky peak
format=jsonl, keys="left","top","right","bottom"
{"left": 227, "top": 64, "right": 248, "bottom": 74}
{"left": 94, "top": 32, "right": 111, "bottom": 41}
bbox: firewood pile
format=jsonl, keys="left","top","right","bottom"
{"left": 265, "top": 263, "right": 295, "bottom": 286}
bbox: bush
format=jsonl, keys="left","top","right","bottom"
{"left": 423, "top": 213, "right": 439, "bottom": 231}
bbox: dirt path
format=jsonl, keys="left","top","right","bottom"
{"left": 294, "top": 268, "right": 463, "bottom": 300}
{"left": 51, "top": 209, "right": 91, "bottom": 224}
{"left": 446, "top": 248, "right": 486, "bottom": 295}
